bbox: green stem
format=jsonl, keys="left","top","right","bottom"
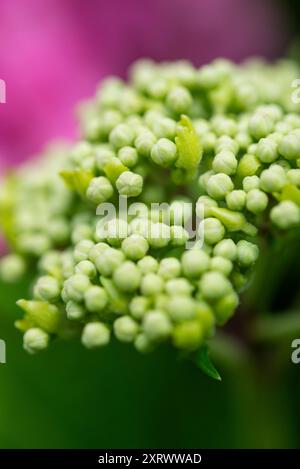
{"left": 211, "top": 332, "right": 295, "bottom": 448}
{"left": 251, "top": 310, "right": 300, "bottom": 343}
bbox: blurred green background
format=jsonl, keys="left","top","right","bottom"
{"left": 1, "top": 232, "right": 300, "bottom": 449}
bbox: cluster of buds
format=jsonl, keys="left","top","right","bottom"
{"left": 1, "top": 58, "right": 300, "bottom": 360}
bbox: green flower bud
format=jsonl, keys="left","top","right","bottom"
{"left": 129, "top": 218, "right": 151, "bottom": 238}
{"left": 172, "top": 321, "right": 204, "bottom": 350}
{"left": 235, "top": 132, "right": 252, "bottom": 150}
{"left": 119, "top": 89, "right": 143, "bottom": 115}
{"left": 0, "top": 254, "right": 25, "bottom": 283}
{"left": 197, "top": 64, "right": 223, "bottom": 88}
{"left": 88, "top": 242, "right": 109, "bottom": 263}
{"left": 200, "top": 217, "right": 225, "bottom": 245}
{"left": 165, "top": 278, "right": 194, "bottom": 296}
{"left": 206, "top": 173, "right": 234, "bottom": 200}
{"left": 83, "top": 116, "right": 103, "bottom": 142}
{"left": 99, "top": 110, "right": 122, "bottom": 136}
{"left": 287, "top": 169, "right": 300, "bottom": 186}
{"left": 86, "top": 176, "right": 113, "bottom": 204}
{"left": 181, "top": 249, "right": 210, "bottom": 278}
{"left": 70, "top": 141, "right": 93, "bottom": 164}
{"left": 195, "top": 300, "right": 215, "bottom": 337}
{"left": 198, "top": 170, "right": 214, "bottom": 192}
{"left": 215, "top": 135, "right": 239, "bottom": 154}
{"left": 259, "top": 165, "right": 286, "bottom": 192}
{"left": 118, "top": 146, "right": 138, "bottom": 168}
{"left": 74, "top": 240, "right": 95, "bottom": 263}
{"left": 34, "top": 275, "right": 60, "bottom": 301}
{"left": 129, "top": 296, "right": 150, "bottom": 319}
{"left": 147, "top": 77, "right": 168, "bottom": 99}
{"left": 212, "top": 150, "right": 237, "bottom": 175}
{"left": 103, "top": 156, "right": 128, "bottom": 183}
{"left": 212, "top": 116, "right": 237, "bottom": 137}
{"left": 121, "top": 234, "right": 149, "bottom": 260}
{"left": 109, "top": 123, "right": 135, "bottom": 149}
{"left": 237, "top": 153, "right": 261, "bottom": 178}
{"left": 148, "top": 223, "right": 170, "bottom": 248}
{"left": 270, "top": 201, "right": 300, "bottom": 229}
{"left": 236, "top": 240, "right": 259, "bottom": 267}
{"left": 116, "top": 171, "right": 143, "bottom": 197}
{"left": 95, "top": 247, "right": 125, "bottom": 276}
{"left": 210, "top": 256, "right": 233, "bottom": 276}
{"left": 137, "top": 255, "right": 158, "bottom": 274}
{"left": 243, "top": 175, "right": 260, "bottom": 192}
{"left": 18, "top": 233, "right": 51, "bottom": 257}
{"left": 47, "top": 218, "right": 70, "bottom": 245}
{"left": 81, "top": 322, "right": 110, "bottom": 348}
{"left": 166, "top": 295, "right": 196, "bottom": 321}
{"left": 202, "top": 132, "right": 217, "bottom": 153}
{"left": 231, "top": 271, "right": 248, "bottom": 293}
{"left": 142, "top": 310, "right": 172, "bottom": 341}
{"left": 113, "top": 261, "right": 141, "bottom": 292}
{"left": 196, "top": 195, "right": 218, "bottom": 217}
{"left": 61, "top": 251, "right": 75, "bottom": 279}
{"left": 152, "top": 117, "right": 176, "bottom": 140}
{"left": 278, "top": 132, "right": 300, "bottom": 160}
{"left": 170, "top": 225, "right": 189, "bottom": 246}
{"left": 151, "top": 138, "right": 177, "bottom": 167}
{"left": 84, "top": 285, "right": 108, "bottom": 313}
{"left": 225, "top": 190, "right": 246, "bottom": 211}
{"left": 199, "top": 271, "right": 232, "bottom": 301}
{"left": 38, "top": 250, "right": 61, "bottom": 276}
{"left": 71, "top": 224, "right": 94, "bottom": 244}
{"left": 246, "top": 189, "right": 268, "bottom": 214}
{"left": 166, "top": 86, "right": 192, "bottom": 114}
{"left": 64, "top": 274, "right": 90, "bottom": 302}
{"left": 213, "top": 239, "right": 237, "bottom": 260}
{"left": 140, "top": 273, "right": 164, "bottom": 296}
{"left": 158, "top": 257, "right": 181, "bottom": 280}
{"left": 134, "top": 333, "right": 153, "bottom": 353}
{"left": 66, "top": 300, "right": 85, "bottom": 320}
{"left": 99, "top": 218, "right": 129, "bottom": 246}
{"left": 249, "top": 112, "right": 274, "bottom": 140}
{"left": 114, "top": 316, "right": 139, "bottom": 342}
{"left": 23, "top": 328, "right": 50, "bottom": 354}
{"left": 134, "top": 130, "right": 156, "bottom": 157}
{"left": 255, "top": 137, "right": 278, "bottom": 163}
{"left": 75, "top": 260, "right": 96, "bottom": 278}
{"left": 214, "top": 291, "right": 239, "bottom": 325}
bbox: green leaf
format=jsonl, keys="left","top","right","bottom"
{"left": 0, "top": 172, "right": 18, "bottom": 247}
{"left": 209, "top": 206, "right": 257, "bottom": 236}
{"left": 194, "top": 345, "right": 222, "bottom": 381}
{"left": 175, "top": 115, "right": 202, "bottom": 180}
{"left": 16, "top": 299, "right": 62, "bottom": 333}
{"left": 103, "top": 158, "right": 128, "bottom": 183}
{"left": 60, "top": 169, "right": 93, "bottom": 197}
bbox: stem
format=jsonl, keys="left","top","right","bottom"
{"left": 211, "top": 332, "right": 295, "bottom": 448}
{"left": 251, "top": 310, "right": 300, "bottom": 343}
